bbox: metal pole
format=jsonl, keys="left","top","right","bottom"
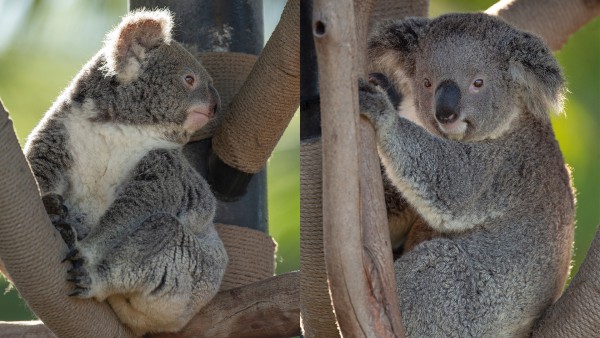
{"left": 129, "top": 0, "right": 268, "bottom": 232}
{"left": 300, "top": 0, "right": 320, "bottom": 142}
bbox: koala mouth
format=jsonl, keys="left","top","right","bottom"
{"left": 183, "top": 104, "right": 216, "bottom": 133}
{"left": 438, "top": 118, "right": 468, "bottom": 141}
{"left": 193, "top": 102, "right": 216, "bottom": 117}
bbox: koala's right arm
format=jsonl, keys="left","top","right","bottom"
{"left": 24, "top": 116, "right": 71, "bottom": 195}
{"left": 359, "top": 82, "right": 500, "bottom": 233}
{"left": 24, "top": 116, "right": 73, "bottom": 219}
{"left": 81, "top": 148, "right": 216, "bottom": 251}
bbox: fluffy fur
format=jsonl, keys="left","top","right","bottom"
{"left": 25, "top": 9, "right": 226, "bottom": 335}
{"left": 361, "top": 13, "right": 574, "bottom": 337}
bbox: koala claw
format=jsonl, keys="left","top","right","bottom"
{"left": 358, "top": 79, "right": 395, "bottom": 126}
{"left": 42, "top": 193, "right": 67, "bottom": 218}
{"left": 49, "top": 214, "right": 62, "bottom": 224}
{"left": 55, "top": 222, "right": 77, "bottom": 249}
{"left": 68, "top": 287, "right": 91, "bottom": 298}
{"left": 62, "top": 248, "right": 80, "bottom": 262}
{"left": 66, "top": 254, "right": 93, "bottom": 297}
{"left": 67, "top": 274, "right": 91, "bottom": 286}
{"left": 66, "top": 258, "right": 85, "bottom": 272}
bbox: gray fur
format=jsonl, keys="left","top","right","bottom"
{"left": 24, "top": 9, "right": 226, "bottom": 335}
{"left": 361, "top": 13, "right": 574, "bottom": 337}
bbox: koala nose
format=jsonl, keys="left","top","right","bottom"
{"left": 435, "top": 80, "right": 461, "bottom": 124}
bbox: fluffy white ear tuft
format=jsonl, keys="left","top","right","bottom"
{"left": 509, "top": 61, "right": 566, "bottom": 120}
{"left": 104, "top": 9, "right": 174, "bottom": 84}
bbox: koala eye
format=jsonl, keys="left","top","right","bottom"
{"left": 184, "top": 74, "right": 196, "bottom": 87}
{"left": 473, "top": 79, "right": 484, "bottom": 88}
{"left": 424, "top": 78, "right": 432, "bottom": 88}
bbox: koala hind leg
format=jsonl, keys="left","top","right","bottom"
{"left": 85, "top": 214, "right": 226, "bottom": 335}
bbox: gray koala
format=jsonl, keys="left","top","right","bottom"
{"left": 360, "top": 13, "right": 575, "bottom": 337}
{"left": 24, "top": 9, "right": 227, "bottom": 335}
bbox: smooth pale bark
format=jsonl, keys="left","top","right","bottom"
{"left": 314, "top": 0, "right": 405, "bottom": 336}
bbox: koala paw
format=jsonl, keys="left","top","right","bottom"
{"left": 55, "top": 222, "right": 78, "bottom": 249}
{"left": 42, "top": 193, "right": 68, "bottom": 223}
{"left": 358, "top": 78, "right": 396, "bottom": 127}
{"left": 368, "top": 72, "right": 402, "bottom": 108}
{"left": 42, "top": 193, "right": 78, "bottom": 248}
{"left": 63, "top": 247, "right": 95, "bottom": 298}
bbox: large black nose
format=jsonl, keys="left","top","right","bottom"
{"left": 435, "top": 80, "right": 461, "bottom": 124}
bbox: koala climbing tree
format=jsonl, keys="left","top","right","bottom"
{"left": 360, "top": 13, "right": 575, "bottom": 337}
{"left": 24, "top": 9, "right": 227, "bottom": 335}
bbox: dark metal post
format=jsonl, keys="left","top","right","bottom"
{"left": 129, "top": 0, "right": 268, "bottom": 232}
{"left": 300, "top": 0, "right": 320, "bottom": 141}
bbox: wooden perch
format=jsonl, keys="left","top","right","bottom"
{"left": 487, "top": 0, "right": 600, "bottom": 51}
{"left": 313, "top": 0, "right": 404, "bottom": 336}
{"left": 532, "top": 226, "right": 600, "bottom": 337}
{"left": 150, "top": 272, "right": 300, "bottom": 338}
{"left": 0, "top": 272, "right": 299, "bottom": 338}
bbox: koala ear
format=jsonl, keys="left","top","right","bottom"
{"left": 367, "top": 17, "right": 429, "bottom": 77}
{"left": 507, "top": 31, "right": 565, "bottom": 119}
{"left": 104, "top": 9, "right": 174, "bottom": 84}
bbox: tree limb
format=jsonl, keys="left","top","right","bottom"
{"left": 0, "top": 100, "right": 134, "bottom": 338}
{"left": 149, "top": 272, "right": 300, "bottom": 338}
{"left": 0, "top": 273, "right": 299, "bottom": 338}
{"left": 487, "top": 0, "right": 600, "bottom": 51}
{"left": 314, "top": 0, "right": 405, "bottom": 336}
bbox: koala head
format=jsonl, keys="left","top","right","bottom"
{"left": 368, "top": 13, "right": 565, "bottom": 141}
{"left": 71, "top": 9, "right": 219, "bottom": 143}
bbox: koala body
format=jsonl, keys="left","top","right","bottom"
{"left": 361, "top": 13, "right": 574, "bottom": 337}
{"left": 24, "top": 10, "right": 227, "bottom": 335}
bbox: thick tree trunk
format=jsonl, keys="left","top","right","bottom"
{"left": 314, "top": 0, "right": 404, "bottom": 336}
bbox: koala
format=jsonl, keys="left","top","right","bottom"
{"left": 24, "top": 10, "right": 227, "bottom": 335}
{"left": 360, "top": 13, "right": 575, "bottom": 337}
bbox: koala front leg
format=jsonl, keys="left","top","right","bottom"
{"left": 25, "top": 117, "right": 71, "bottom": 196}
{"left": 358, "top": 80, "right": 499, "bottom": 232}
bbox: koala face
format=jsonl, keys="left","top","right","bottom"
{"left": 139, "top": 42, "right": 220, "bottom": 136}
{"left": 72, "top": 10, "right": 220, "bottom": 143}
{"left": 368, "top": 13, "right": 564, "bottom": 142}
{"left": 413, "top": 31, "right": 516, "bottom": 141}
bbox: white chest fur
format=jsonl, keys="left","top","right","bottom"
{"left": 63, "top": 111, "right": 177, "bottom": 227}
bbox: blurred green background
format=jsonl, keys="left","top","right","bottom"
{"left": 0, "top": 0, "right": 598, "bottom": 324}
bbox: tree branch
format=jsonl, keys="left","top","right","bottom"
{"left": 0, "top": 273, "right": 299, "bottom": 338}
{"left": 313, "top": 0, "right": 405, "bottom": 336}
{"left": 0, "top": 100, "right": 134, "bottom": 338}
{"left": 487, "top": 0, "right": 600, "bottom": 51}
{"left": 149, "top": 272, "right": 300, "bottom": 338}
